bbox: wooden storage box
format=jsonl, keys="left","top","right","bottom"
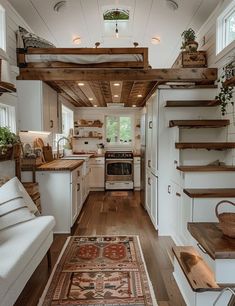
{"left": 22, "top": 182, "right": 42, "bottom": 213}
{"left": 172, "top": 51, "right": 207, "bottom": 68}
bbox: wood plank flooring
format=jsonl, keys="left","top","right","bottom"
{"left": 15, "top": 191, "right": 186, "bottom": 306}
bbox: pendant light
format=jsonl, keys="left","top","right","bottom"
{"left": 115, "top": 21, "right": 119, "bottom": 38}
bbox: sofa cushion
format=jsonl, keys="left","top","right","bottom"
{"left": 18, "top": 26, "right": 55, "bottom": 49}
{"left": 0, "top": 216, "right": 55, "bottom": 300}
{"left": 0, "top": 177, "right": 39, "bottom": 215}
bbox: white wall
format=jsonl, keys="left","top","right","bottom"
{"left": 74, "top": 107, "right": 141, "bottom": 153}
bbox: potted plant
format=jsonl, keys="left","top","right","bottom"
{"left": 181, "top": 28, "right": 198, "bottom": 52}
{"left": 215, "top": 65, "right": 234, "bottom": 116}
{"left": 0, "top": 127, "right": 20, "bottom": 160}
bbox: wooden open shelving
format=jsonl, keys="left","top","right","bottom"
{"left": 172, "top": 246, "right": 220, "bottom": 292}
{"left": 73, "top": 136, "right": 102, "bottom": 139}
{"left": 165, "top": 100, "right": 220, "bottom": 107}
{"left": 184, "top": 188, "right": 235, "bottom": 198}
{"left": 169, "top": 120, "right": 229, "bottom": 128}
{"left": 223, "top": 76, "right": 235, "bottom": 87}
{"left": 177, "top": 165, "right": 235, "bottom": 172}
{"left": 175, "top": 142, "right": 235, "bottom": 150}
{"left": 74, "top": 124, "right": 103, "bottom": 128}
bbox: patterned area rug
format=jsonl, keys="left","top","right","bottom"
{"left": 39, "top": 236, "right": 158, "bottom": 306}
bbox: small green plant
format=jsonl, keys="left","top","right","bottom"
{"left": 181, "top": 28, "right": 196, "bottom": 50}
{"left": 0, "top": 127, "right": 20, "bottom": 155}
{"left": 215, "top": 66, "right": 234, "bottom": 116}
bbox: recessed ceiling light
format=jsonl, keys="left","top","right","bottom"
{"left": 94, "top": 105, "right": 98, "bottom": 107}
{"left": 73, "top": 36, "right": 81, "bottom": 45}
{"left": 114, "top": 94, "right": 119, "bottom": 98}
{"left": 137, "top": 94, "right": 143, "bottom": 98}
{"left": 53, "top": 1, "right": 66, "bottom": 13}
{"left": 132, "top": 105, "right": 137, "bottom": 108}
{"left": 166, "top": 0, "right": 179, "bottom": 11}
{"left": 88, "top": 97, "right": 94, "bottom": 101}
{"left": 151, "top": 37, "right": 160, "bottom": 45}
{"left": 114, "top": 83, "right": 120, "bottom": 86}
{"left": 78, "top": 82, "right": 85, "bottom": 86}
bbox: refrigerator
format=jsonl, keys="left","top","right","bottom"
{"left": 140, "top": 112, "right": 147, "bottom": 208}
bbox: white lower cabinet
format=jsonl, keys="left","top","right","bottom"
{"left": 146, "top": 170, "right": 158, "bottom": 230}
{"left": 89, "top": 158, "right": 105, "bottom": 189}
{"left": 36, "top": 166, "right": 82, "bottom": 233}
{"left": 134, "top": 157, "right": 141, "bottom": 189}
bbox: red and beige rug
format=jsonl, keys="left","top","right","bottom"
{"left": 39, "top": 236, "right": 158, "bottom": 306}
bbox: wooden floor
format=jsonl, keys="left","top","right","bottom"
{"left": 15, "top": 191, "right": 186, "bottom": 306}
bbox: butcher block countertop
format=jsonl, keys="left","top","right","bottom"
{"left": 37, "top": 159, "right": 84, "bottom": 171}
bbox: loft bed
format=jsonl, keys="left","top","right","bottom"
{"left": 17, "top": 47, "right": 149, "bottom": 69}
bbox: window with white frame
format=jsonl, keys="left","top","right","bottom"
{"left": 105, "top": 115, "right": 133, "bottom": 145}
{"left": 0, "top": 5, "right": 6, "bottom": 51}
{"left": 0, "top": 103, "right": 16, "bottom": 132}
{"left": 62, "top": 104, "right": 74, "bottom": 136}
{"left": 217, "top": 1, "right": 235, "bottom": 54}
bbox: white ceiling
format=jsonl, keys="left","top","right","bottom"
{"left": 9, "top": 0, "right": 221, "bottom": 67}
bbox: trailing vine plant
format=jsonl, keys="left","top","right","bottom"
{"left": 215, "top": 66, "right": 234, "bottom": 116}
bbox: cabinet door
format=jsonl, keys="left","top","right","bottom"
{"left": 134, "top": 164, "right": 140, "bottom": 188}
{"left": 42, "top": 82, "right": 58, "bottom": 133}
{"left": 151, "top": 173, "right": 158, "bottom": 228}
{"left": 71, "top": 179, "right": 78, "bottom": 225}
{"left": 90, "top": 165, "right": 105, "bottom": 188}
{"left": 151, "top": 95, "right": 158, "bottom": 175}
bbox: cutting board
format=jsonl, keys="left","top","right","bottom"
{"left": 43, "top": 145, "right": 54, "bottom": 162}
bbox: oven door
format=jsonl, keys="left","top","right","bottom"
{"left": 105, "top": 159, "right": 133, "bottom": 181}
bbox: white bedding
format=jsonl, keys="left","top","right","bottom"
{"left": 25, "top": 53, "right": 143, "bottom": 64}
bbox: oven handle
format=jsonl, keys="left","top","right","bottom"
{"left": 105, "top": 159, "right": 133, "bottom": 162}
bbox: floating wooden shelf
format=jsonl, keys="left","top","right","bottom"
{"left": 177, "top": 165, "right": 235, "bottom": 172}
{"left": 187, "top": 223, "right": 235, "bottom": 260}
{"left": 172, "top": 246, "right": 220, "bottom": 292}
{"left": 223, "top": 76, "right": 235, "bottom": 87}
{"left": 73, "top": 136, "right": 102, "bottom": 139}
{"left": 175, "top": 142, "right": 235, "bottom": 150}
{"left": 74, "top": 124, "right": 103, "bottom": 128}
{"left": 169, "top": 120, "right": 229, "bottom": 128}
{"left": 184, "top": 188, "right": 235, "bottom": 198}
{"left": 165, "top": 100, "right": 220, "bottom": 107}
{"left": 0, "top": 81, "right": 16, "bottom": 94}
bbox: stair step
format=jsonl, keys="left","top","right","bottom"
{"left": 175, "top": 142, "right": 235, "bottom": 150}
{"left": 172, "top": 246, "right": 220, "bottom": 292}
{"left": 177, "top": 165, "right": 235, "bottom": 172}
{"left": 165, "top": 100, "right": 220, "bottom": 107}
{"left": 184, "top": 188, "right": 235, "bottom": 198}
{"left": 169, "top": 120, "right": 229, "bottom": 128}
{"left": 187, "top": 223, "right": 235, "bottom": 260}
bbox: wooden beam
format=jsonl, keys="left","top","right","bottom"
{"left": 17, "top": 68, "right": 218, "bottom": 82}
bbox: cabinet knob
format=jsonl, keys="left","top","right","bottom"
{"left": 148, "top": 177, "right": 151, "bottom": 186}
{"left": 77, "top": 183, "right": 80, "bottom": 191}
{"left": 77, "top": 170, "right": 80, "bottom": 177}
{"left": 148, "top": 160, "right": 151, "bottom": 168}
{"left": 50, "top": 120, "right": 54, "bottom": 128}
{"left": 149, "top": 121, "right": 153, "bottom": 129}
{"left": 176, "top": 192, "right": 181, "bottom": 197}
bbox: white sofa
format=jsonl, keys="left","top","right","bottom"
{"left": 0, "top": 178, "right": 55, "bottom": 306}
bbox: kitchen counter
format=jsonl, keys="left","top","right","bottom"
{"left": 37, "top": 159, "right": 84, "bottom": 171}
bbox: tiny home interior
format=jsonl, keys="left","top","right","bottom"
{"left": 0, "top": 0, "right": 235, "bottom": 305}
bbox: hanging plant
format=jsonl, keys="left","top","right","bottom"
{"left": 215, "top": 65, "right": 234, "bottom": 116}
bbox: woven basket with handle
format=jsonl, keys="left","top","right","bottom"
{"left": 215, "top": 200, "right": 235, "bottom": 238}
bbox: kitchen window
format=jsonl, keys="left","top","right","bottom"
{"left": 105, "top": 115, "right": 133, "bottom": 145}
{"left": 62, "top": 104, "right": 74, "bottom": 136}
{"left": 0, "top": 103, "right": 16, "bottom": 132}
{"left": 217, "top": 1, "right": 235, "bottom": 55}
{"left": 0, "top": 5, "right": 6, "bottom": 50}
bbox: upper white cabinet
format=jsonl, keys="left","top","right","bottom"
{"left": 17, "top": 80, "right": 60, "bottom": 133}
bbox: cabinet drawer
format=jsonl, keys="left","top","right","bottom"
{"left": 90, "top": 157, "right": 104, "bottom": 165}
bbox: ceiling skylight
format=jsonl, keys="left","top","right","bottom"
{"left": 103, "top": 9, "right": 129, "bottom": 21}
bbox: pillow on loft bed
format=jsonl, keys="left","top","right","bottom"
{"left": 17, "top": 26, "right": 55, "bottom": 49}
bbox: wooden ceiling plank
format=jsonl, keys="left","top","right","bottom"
{"left": 100, "top": 81, "right": 112, "bottom": 104}
{"left": 89, "top": 81, "right": 106, "bottom": 107}
{"left": 17, "top": 68, "right": 218, "bottom": 82}
{"left": 121, "top": 81, "right": 134, "bottom": 107}
{"left": 67, "top": 81, "right": 93, "bottom": 107}
{"left": 57, "top": 81, "right": 84, "bottom": 106}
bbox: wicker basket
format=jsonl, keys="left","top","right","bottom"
{"left": 215, "top": 200, "right": 235, "bottom": 238}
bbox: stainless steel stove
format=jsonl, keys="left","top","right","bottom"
{"left": 105, "top": 151, "right": 134, "bottom": 190}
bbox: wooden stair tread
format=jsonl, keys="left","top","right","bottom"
{"left": 169, "top": 120, "right": 229, "bottom": 128}
{"left": 175, "top": 142, "right": 235, "bottom": 150}
{"left": 173, "top": 246, "right": 220, "bottom": 292}
{"left": 177, "top": 165, "right": 235, "bottom": 172}
{"left": 184, "top": 188, "right": 235, "bottom": 198}
{"left": 187, "top": 223, "right": 235, "bottom": 260}
{"left": 224, "top": 76, "right": 235, "bottom": 88}
{"left": 165, "top": 100, "right": 220, "bottom": 107}
{"left": 0, "top": 81, "right": 16, "bottom": 93}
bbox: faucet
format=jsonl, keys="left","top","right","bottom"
{"left": 56, "top": 136, "right": 70, "bottom": 159}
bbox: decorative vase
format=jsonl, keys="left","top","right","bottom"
{"left": 185, "top": 41, "right": 198, "bottom": 52}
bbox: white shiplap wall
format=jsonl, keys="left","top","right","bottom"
{"left": 196, "top": 0, "right": 235, "bottom": 164}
